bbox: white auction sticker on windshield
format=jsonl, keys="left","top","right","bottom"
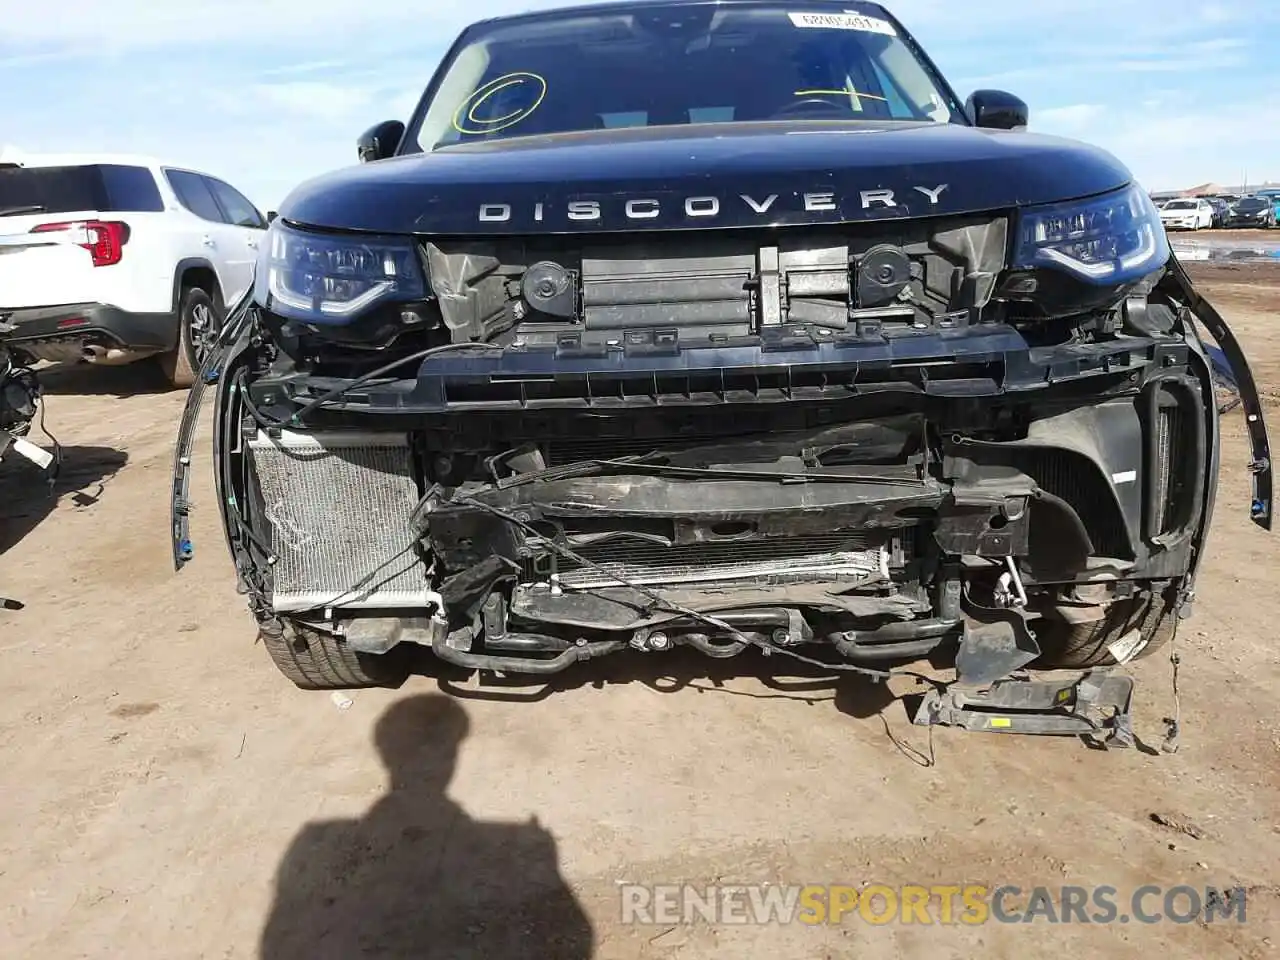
{"left": 788, "top": 12, "right": 898, "bottom": 35}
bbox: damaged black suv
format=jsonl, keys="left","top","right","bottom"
{"left": 175, "top": 0, "right": 1272, "bottom": 738}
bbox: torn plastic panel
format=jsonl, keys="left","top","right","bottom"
{"left": 1165, "top": 255, "right": 1272, "bottom": 532}
{"left": 170, "top": 281, "right": 256, "bottom": 573}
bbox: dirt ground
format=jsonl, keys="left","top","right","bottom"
{"left": 3, "top": 262, "right": 1280, "bottom": 959}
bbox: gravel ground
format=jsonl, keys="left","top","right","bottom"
{"left": 1, "top": 262, "right": 1278, "bottom": 959}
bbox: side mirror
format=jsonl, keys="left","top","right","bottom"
{"left": 357, "top": 120, "right": 406, "bottom": 163}
{"left": 266, "top": 210, "right": 278, "bottom": 224}
{"left": 965, "top": 90, "right": 1029, "bottom": 131}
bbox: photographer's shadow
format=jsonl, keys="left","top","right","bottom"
{"left": 260, "top": 694, "right": 594, "bottom": 959}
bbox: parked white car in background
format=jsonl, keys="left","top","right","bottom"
{"left": 1158, "top": 197, "right": 1214, "bottom": 232}
{"left": 0, "top": 153, "right": 270, "bottom": 387}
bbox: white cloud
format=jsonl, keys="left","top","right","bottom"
{"left": 1200, "top": 2, "right": 1240, "bottom": 22}
{"left": 254, "top": 81, "right": 378, "bottom": 121}
{"left": 259, "top": 59, "right": 353, "bottom": 78}
{"left": 1037, "top": 104, "right": 1105, "bottom": 132}
{"left": 1114, "top": 58, "right": 1210, "bottom": 73}
{"left": 2, "top": 0, "right": 1274, "bottom": 53}
{"left": 0, "top": 0, "right": 569, "bottom": 51}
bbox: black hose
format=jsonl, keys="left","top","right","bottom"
{"left": 485, "top": 634, "right": 572, "bottom": 654}
{"left": 431, "top": 631, "right": 627, "bottom": 675}
{"left": 829, "top": 618, "right": 961, "bottom": 663}
{"left": 829, "top": 571, "right": 962, "bottom": 662}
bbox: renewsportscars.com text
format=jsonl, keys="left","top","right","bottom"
{"left": 619, "top": 884, "right": 1249, "bottom": 926}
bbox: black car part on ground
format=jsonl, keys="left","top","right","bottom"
{"left": 0, "top": 334, "right": 58, "bottom": 479}
{"left": 913, "top": 668, "right": 1136, "bottom": 742}
{"left": 1, "top": 334, "right": 60, "bottom": 612}
{"left": 0, "top": 340, "right": 40, "bottom": 437}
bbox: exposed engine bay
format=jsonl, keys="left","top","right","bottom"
{"left": 174, "top": 206, "right": 1273, "bottom": 749}
{"left": 232, "top": 376, "right": 1206, "bottom": 667}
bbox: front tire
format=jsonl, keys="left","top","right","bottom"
{"left": 1034, "top": 589, "right": 1178, "bottom": 669}
{"left": 159, "top": 286, "right": 221, "bottom": 389}
{"left": 262, "top": 622, "right": 412, "bottom": 690}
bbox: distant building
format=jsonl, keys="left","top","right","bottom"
{"left": 1184, "top": 182, "right": 1226, "bottom": 197}
{"left": 1151, "top": 179, "right": 1279, "bottom": 198}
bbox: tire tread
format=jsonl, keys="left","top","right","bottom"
{"left": 262, "top": 623, "right": 411, "bottom": 690}
{"left": 1036, "top": 589, "right": 1178, "bottom": 669}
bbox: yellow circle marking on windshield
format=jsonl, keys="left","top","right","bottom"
{"left": 469, "top": 79, "right": 526, "bottom": 124}
{"left": 453, "top": 72, "right": 548, "bottom": 135}
{"left": 794, "top": 88, "right": 888, "bottom": 102}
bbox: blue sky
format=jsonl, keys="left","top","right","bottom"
{"left": 2, "top": 0, "right": 1278, "bottom": 210}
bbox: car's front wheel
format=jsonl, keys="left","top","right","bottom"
{"left": 262, "top": 621, "right": 413, "bottom": 690}
{"left": 159, "top": 286, "right": 222, "bottom": 389}
{"left": 1033, "top": 588, "right": 1177, "bottom": 669}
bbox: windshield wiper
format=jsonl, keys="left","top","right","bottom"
{"left": 0, "top": 204, "right": 46, "bottom": 217}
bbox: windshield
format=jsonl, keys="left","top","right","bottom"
{"left": 1164, "top": 200, "right": 1197, "bottom": 210}
{"left": 1236, "top": 198, "right": 1268, "bottom": 212}
{"left": 410, "top": 3, "right": 959, "bottom": 151}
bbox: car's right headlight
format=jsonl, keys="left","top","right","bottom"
{"left": 253, "top": 219, "right": 427, "bottom": 325}
{"left": 1012, "top": 182, "right": 1170, "bottom": 285}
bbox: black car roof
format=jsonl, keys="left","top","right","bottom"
{"left": 473, "top": 0, "right": 892, "bottom": 28}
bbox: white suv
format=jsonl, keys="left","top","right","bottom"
{"left": 0, "top": 152, "right": 269, "bottom": 387}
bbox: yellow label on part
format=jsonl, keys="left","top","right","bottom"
{"left": 988, "top": 717, "right": 1012, "bottom": 728}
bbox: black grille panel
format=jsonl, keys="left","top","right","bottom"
{"left": 1156, "top": 403, "right": 1197, "bottom": 536}
{"left": 1156, "top": 406, "right": 1178, "bottom": 531}
{"left": 1143, "top": 379, "right": 1203, "bottom": 543}
{"left": 1021, "top": 450, "right": 1132, "bottom": 559}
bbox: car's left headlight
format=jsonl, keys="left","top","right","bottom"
{"left": 253, "top": 219, "right": 427, "bottom": 325}
{"left": 1012, "top": 182, "right": 1170, "bottom": 285}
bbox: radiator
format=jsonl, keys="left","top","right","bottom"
{"left": 531, "top": 533, "right": 893, "bottom": 590}
{"left": 246, "top": 429, "right": 428, "bottom": 612}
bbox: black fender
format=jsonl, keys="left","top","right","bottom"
{"left": 1166, "top": 255, "right": 1272, "bottom": 532}
{"left": 1159, "top": 255, "right": 1272, "bottom": 618}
